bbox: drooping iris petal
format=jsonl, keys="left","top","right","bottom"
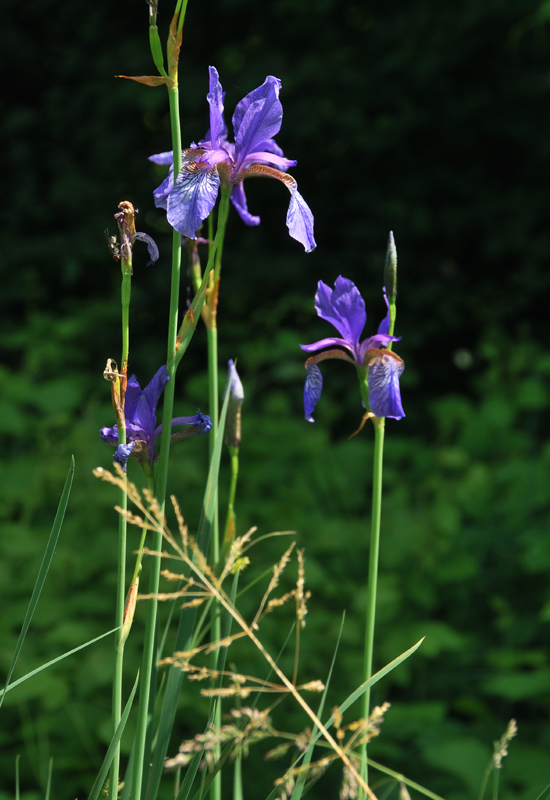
{"left": 161, "top": 410, "right": 213, "bottom": 444}
{"left": 366, "top": 350, "right": 405, "bottom": 420}
{"left": 152, "top": 168, "right": 174, "bottom": 211}
{"left": 304, "top": 363, "right": 323, "bottom": 422}
{"left": 230, "top": 182, "right": 261, "bottom": 226}
{"left": 166, "top": 161, "right": 220, "bottom": 238}
{"left": 286, "top": 187, "right": 316, "bottom": 253}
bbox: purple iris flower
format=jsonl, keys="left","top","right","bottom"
{"left": 100, "top": 365, "right": 211, "bottom": 470}
{"left": 300, "top": 276, "right": 405, "bottom": 422}
{"left": 149, "top": 66, "right": 316, "bottom": 252}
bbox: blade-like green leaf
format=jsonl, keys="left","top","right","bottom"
{"left": 0, "top": 456, "right": 75, "bottom": 709}
{"left": 0, "top": 627, "right": 119, "bottom": 700}
{"left": 87, "top": 672, "right": 140, "bottom": 800}
{"left": 366, "top": 758, "right": 447, "bottom": 800}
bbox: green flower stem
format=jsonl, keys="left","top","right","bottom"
{"left": 205, "top": 188, "right": 231, "bottom": 800}
{"left": 131, "top": 84, "right": 182, "bottom": 800}
{"left": 207, "top": 320, "right": 220, "bottom": 557}
{"left": 359, "top": 414, "right": 386, "bottom": 796}
{"left": 109, "top": 264, "right": 132, "bottom": 800}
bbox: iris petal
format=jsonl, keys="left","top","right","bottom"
{"left": 304, "top": 363, "right": 323, "bottom": 422}
{"left": 287, "top": 187, "right": 316, "bottom": 253}
{"left": 113, "top": 443, "right": 135, "bottom": 471}
{"left": 231, "top": 182, "right": 261, "bottom": 226}
{"left": 233, "top": 76, "right": 283, "bottom": 165}
{"left": 314, "top": 278, "right": 367, "bottom": 353}
{"left": 167, "top": 162, "right": 220, "bottom": 238}
{"left": 367, "top": 351, "right": 405, "bottom": 420}
{"left": 207, "top": 66, "right": 226, "bottom": 150}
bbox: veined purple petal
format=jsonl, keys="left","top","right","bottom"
{"left": 167, "top": 162, "right": 220, "bottom": 238}
{"left": 153, "top": 168, "right": 174, "bottom": 211}
{"left": 304, "top": 363, "right": 323, "bottom": 422}
{"left": 366, "top": 350, "right": 405, "bottom": 420}
{"left": 286, "top": 187, "right": 316, "bottom": 252}
{"left": 233, "top": 76, "right": 283, "bottom": 168}
{"left": 230, "top": 182, "right": 261, "bottom": 226}
{"left": 315, "top": 277, "right": 366, "bottom": 350}
{"left": 207, "top": 66, "right": 226, "bottom": 150}
{"left": 149, "top": 151, "right": 174, "bottom": 165}
{"left": 114, "top": 442, "right": 135, "bottom": 471}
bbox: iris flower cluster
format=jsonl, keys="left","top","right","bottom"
{"left": 100, "top": 366, "right": 211, "bottom": 470}
{"left": 150, "top": 66, "right": 316, "bottom": 252}
{"left": 301, "top": 276, "right": 405, "bottom": 423}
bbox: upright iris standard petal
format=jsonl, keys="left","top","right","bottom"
{"left": 100, "top": 365, "right": 211, "bottom": 469}
{"left": 206, "top": 66, "right": 226, "bottom": 150}
{"left": 233, "top": 76, "right": 283, "bottom": 168}
{"left": 301, "top": 277, "right": 405, "bottom": 423}
{"left": 150, "top": 67, "right": 315, "bottom": 251}
{"left": 315, "top": 277, "right": 366, "bottom": 352}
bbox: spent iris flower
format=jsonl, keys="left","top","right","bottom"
{"left": 100, "top": 365, "right": 211, "bottom": 469}
{"left": 300, "top": 276, "right": 405, "bottom": 422}
{"left": 149, "top": 66, "right": 316, "bottom": 252}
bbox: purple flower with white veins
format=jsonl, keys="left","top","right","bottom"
{"left": 300, "top": 276, "right": 405, "bottom": 423}
{"left": 100, "top": 365, "right": 211, "bottom": 470}
{"left": 150, "top": 66, "right": 316, "bottom": 252}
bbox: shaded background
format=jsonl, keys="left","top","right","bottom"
{"left": 2, "top": 0, "right": 550, "bottom": 797}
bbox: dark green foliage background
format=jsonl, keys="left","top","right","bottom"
{"left": 2, "top": 0, "right": 550, "bottom": 797}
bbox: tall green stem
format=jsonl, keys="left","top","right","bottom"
{"left": 132, "top": 86, "right": 182, "bottom": 800}
{"left": 205, "top": 188, "right": 231, "bottom": 800}
{"left": 109, "top": 263, "right": 131, "bottom": 800}
{"left": 359, "top": 416, "right": 385, "bottom": 794}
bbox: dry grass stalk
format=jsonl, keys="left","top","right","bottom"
{"left": 97, "top": 467, "right": 377, "bottom": 800}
